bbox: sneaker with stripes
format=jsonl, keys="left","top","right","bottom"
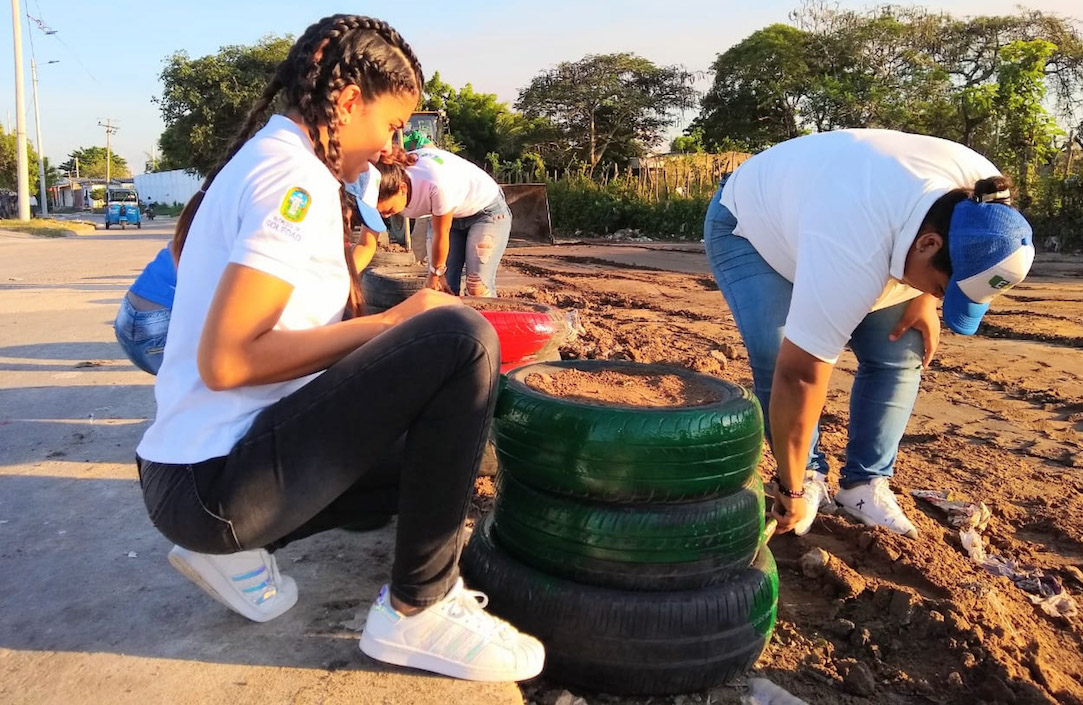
{"left": 359, "top": 578, "right": 545, "bottom": 682}
{"left": 168, "top": 545, "right": 298, "bottom": 623}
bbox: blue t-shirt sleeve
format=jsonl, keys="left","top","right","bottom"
{"left": 129, "top": 246, "right": 177, "bottom": 308}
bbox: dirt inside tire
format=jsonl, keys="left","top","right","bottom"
{"left": 524, "top": 367, "right": 724, "bottom": 407}
{"left": 378, "top": 242, "right": 409, "bottom": 253}
{"left": 463, "top": 298, "right": 552, "bottom": 313}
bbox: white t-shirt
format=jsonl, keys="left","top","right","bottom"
{"left": 401, "top": 148, "right": 500, "bottom": 219}
{"left": 137, "top": 115, "right": 349, "bottom": 463}
{"left": 719, "top": 129, "right": 999, "bottom": 363}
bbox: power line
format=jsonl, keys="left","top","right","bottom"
{"left": 27, "top": 3, "right": 97, "bottom": 85}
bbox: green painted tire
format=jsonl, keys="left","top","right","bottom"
{"left": 494, "top": 360, "right": 763, "bottom": 502}
{"left": 492, "top": 471, "right": 765, "bottom": 590}
{"left": 462, "top": 514, "right": 778, "bottom": 695}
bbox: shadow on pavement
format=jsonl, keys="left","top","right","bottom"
{"left": 0, "top": 473, "right": 411, "bottom": 674}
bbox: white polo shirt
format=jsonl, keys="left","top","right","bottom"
{"left": 720, "top": 129, "right": 1000, "bottom": 363}
{"left": 137, "top": 115, "right": 348, "bottom": 463}
{"left": 401, "top": 148, "right": 500, "bottom": 219}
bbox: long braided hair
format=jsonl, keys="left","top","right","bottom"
{"left": 172, "top": 15, "right": 423, "bottom": 316}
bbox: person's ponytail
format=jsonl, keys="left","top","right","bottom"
{"left": 919, "top": 174, "right": 1017, "bottom": 275}
{"left": 972, "top": 175, "right": 1013, "bottom": 205}
{"left": 374, "top": 145, "right": 418, "bottom": 202}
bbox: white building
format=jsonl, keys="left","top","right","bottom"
{"left": 133, "top": 169, "right": 203, "bottom": 207}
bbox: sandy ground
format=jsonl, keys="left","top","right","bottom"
{"left": 494, "top": 243, "right": 1083, "bottom": 705}
{"left": 2, "top": 226, "right": 1081, "bottom": 705}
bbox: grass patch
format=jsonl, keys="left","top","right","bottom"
{"left": 0, "top": 218, "right": 98, "bottom": 237}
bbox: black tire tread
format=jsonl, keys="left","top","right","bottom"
{"left": 361, "top": 267, "right": 428, "bottom": 310}
{"left": 492, "top": 471, "right": 765, "bottom": 590}
{"left": 461, "top": 514, "right": 778, "bottom": 695}
{"left": 495, "top": 361, "right": 763, "bottom": 502}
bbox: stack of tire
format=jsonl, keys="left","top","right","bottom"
{"left": 461, "top": 359, "right": 779, "bottom": 696}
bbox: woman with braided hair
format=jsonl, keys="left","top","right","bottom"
{"left": 134, "top": 15, "right": 544, "bottom": 682}
{"left": 375, "top": 145, "right": 511, "bottom": 297}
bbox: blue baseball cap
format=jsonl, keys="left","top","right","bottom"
{"left": 942, "top": 199, "right": 1034, "bottom": 335}
{"left": 344, "top": 169, "right": 387, "bottom": 233}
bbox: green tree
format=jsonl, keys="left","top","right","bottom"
{"left": 693, "top": 24, "right": 814, "bottom": 151}
{"left": 693, "top": 5, "right": 1083, "bottom": 155}
{"left": 0, "top": 130, "right": 61, "bottom": 201}
{"left": 156, "top": 35, "right": 293, "bottom": 176}
{"left": 421, "top": 72, "right": 543, "bottom": 165}
{"left": 990, "top": 39, "right": 1063, "bottom": 208}
{"left": 59, "top": 147, "right": 130, "bottom": 180}
{"left": 0, "top": 126, "right": 39, "bottom": 193}
{"left": 516, "top": 53, "right": 698, "bottom": 173}
{"left": 670, "top": 127, "right": 706, "bottom": 154}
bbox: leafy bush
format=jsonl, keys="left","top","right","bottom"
{"left": 546, "top": 175, "right": 715, "bottom": 240}
{"left": 1025, "top": 172, "right": 1083, "bottom": 252}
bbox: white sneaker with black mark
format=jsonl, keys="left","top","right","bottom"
{"left": 793, "top": 471, "right": 837, "bottom": 537}
{"left": 360, "top": 578, "right": 545, "bottom": 682}
{"left": 835, "top": 477, "right": 919, "bottom": 539}
{"left": 168, "top": 545, "right": 298, "bottom": 622}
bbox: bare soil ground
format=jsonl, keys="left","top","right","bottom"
{"left": 523, "top": 367, "right": 724, "bottom": 407}
{"left": 480, "top": 247, "right": 1083, "bottom": 705}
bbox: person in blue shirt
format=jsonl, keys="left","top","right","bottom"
{"left": 114, "top": 246, "right": 176, "bottom": 374}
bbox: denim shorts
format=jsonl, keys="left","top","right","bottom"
{"left": 114, "top": 295, "right": 170, "bottom": 375}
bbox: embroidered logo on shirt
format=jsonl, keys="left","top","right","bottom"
{"left": 280, "top": 187, "right": 311, "bottom": 223}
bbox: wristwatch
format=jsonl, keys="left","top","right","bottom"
{"left": 429, "top": 263, "right": 447, "bottom": 276}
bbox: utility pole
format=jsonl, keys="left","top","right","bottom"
{"left": 11, "top": 0, "right": 31, "bottom": 220}
{"left": 98, "top": 118, "right": 118, "bottom": 187}
{"left": 30, "top": 57, "right": 53, "bottom": 217}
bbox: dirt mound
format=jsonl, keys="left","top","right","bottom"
{"left": 464, "top": 298, "right": 550, "bottom": 313}
{"left": 475, "top": 250, "right": 1083, "bottom": 705}
{"left": 523, "top": 367, "right": 723, "bottom": 407}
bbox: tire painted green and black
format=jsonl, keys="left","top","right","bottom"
{"left": 492, "top": 470, "right": 765, "bottom": 590}
{"left": 462, "top": 514, "right": 778, "bottom": 695}
{"left": 494, "top": 360, "right": 763, "bottom": 502}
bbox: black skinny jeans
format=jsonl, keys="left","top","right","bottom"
{"left": 137, "top": 306, "right": 500, "bottom": 607}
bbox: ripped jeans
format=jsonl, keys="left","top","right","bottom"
{"left": 436, "top": 193, "right": 511, "bottom": 297}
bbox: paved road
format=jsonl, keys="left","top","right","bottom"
{"left": 0, "top": 224, "right": 522, "bottom": 705}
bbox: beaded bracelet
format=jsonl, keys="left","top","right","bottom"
{"left": 774, "top": 477, "right": 805, "bottom": 499}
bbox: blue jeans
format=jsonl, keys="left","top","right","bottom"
{"left": 441, "top": 193, "right": 511, "bottom": 297}
{"left": 704, "top": 192, "right": 924, "bottom": 484}
{"left": 114, "top": 295, "right": 170, "bottom": 375}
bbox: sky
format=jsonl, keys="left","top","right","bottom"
{"left": 1, "top": 0, "right": 1080, "bottom": 174}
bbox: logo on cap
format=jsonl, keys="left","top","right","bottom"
{"left": 988, "top": 275, "right": 1013, "bottom": 291}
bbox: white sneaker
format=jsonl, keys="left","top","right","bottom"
{"left": 793, "top": 471, "right": 836, "bottom": 537}
{"left": 835, "top": 477, "right": 919, "bottom": 539}
{"left": 360, "top": 579, "right": 545, "bottom": 682}
{"left": 168, "top": 545, "right": 298, "bottom": 622}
